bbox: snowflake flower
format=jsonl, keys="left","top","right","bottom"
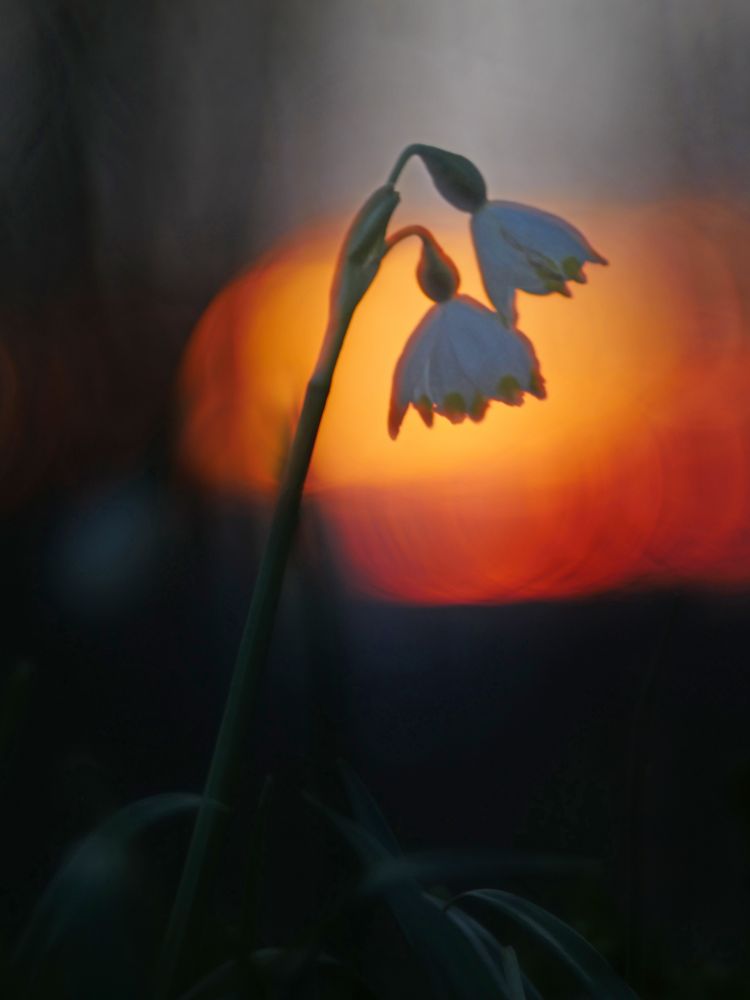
{"left": 388, "top": 294, "right": 545, "bottom": 439}
{"left": 471, "top": 200, "right": 607, "bottom": 319}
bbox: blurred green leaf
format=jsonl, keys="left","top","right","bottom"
{"left": 15, "top": 793, "right": 209, "bottom": 981}
{"left": 306, "top": 790, "right": 510, "bottom": 999}
{"left": 449, "top": 889, "right": 639, "bottom": 999}
{"left": 444, "top": 908, "right": 543, "bottom": 1000}
{"left": 337, "top": 760, "right": 402, "bottom": 856}
{"left": 499, "top": 945, "right": 526, "bottom": 1000}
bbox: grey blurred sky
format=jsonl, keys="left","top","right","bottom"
{"left": 229, "top": 0, "right": 750, "bottom": 243}
{"left": 4, "top": 0, "right": 750, "bottom": 301}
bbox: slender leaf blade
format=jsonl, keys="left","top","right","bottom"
{"left": 306, "top": 793, "right": 505, "bottom": 1000}
{"left": 500, "top": 946, "right": 526, "bottom": 1000}
{"left": 450, "top": 889, "right": 638, "bottom": 999}
{"left": 15, "top": 793, "right": 208, "bottom": 971}
{"left": 337, "top": 760, "right": 403, "bottom": 856}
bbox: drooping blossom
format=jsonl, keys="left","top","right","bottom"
{"left": 388, "top": 294, "right": 545, "bottom": 439}
{"left": 471, "top": 200, "right": 607, "bottom": 318}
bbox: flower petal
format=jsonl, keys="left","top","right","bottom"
{"left": 388, "top": 305, "right": 441, "bottom": 438}
{"left": 471, "top": 200, "right": 607, "bottom": 304}
{"left": 471, "top": 208, "right": 550, "bottom": 297}
{"left": 388, "top": 295, "right": 546, "bottom": 437}
{"left": 485, "top": 201, "right": 606, "bottom": 266}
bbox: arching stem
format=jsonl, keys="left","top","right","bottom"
{"left": 155, "top": 184, "right": 399, "bottom": 998}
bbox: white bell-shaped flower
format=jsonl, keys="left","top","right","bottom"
{"left": 471, "top": 201, "right": 607, "bottom": 315}
{"left": 388, "top": 294, "right": 545, "bottom": 439}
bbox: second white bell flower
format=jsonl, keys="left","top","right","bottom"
{"left": 388, "top": 295, "right": 546, "bottom": 439}
{"left": 471, "top": 200, "right": 607, "bottom": 315}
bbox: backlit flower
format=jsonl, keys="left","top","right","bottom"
{"left": 388, "top": 294, "right": 546, "bottom": 439}
{"left": 471, "top": 200, "right": 607, "bottom": 318}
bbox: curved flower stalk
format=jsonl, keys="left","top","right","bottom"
{"left": 158, "top": 143, "right": 606, "bottom": 999}
{"left": 156, "top": 183, "right": 401, "bottom": 998}
{"left": 388, "top": 143, "right": 607, "bottom": 323}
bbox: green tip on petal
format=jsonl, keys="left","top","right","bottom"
{"left": 562, "top": 255, "right": 583, "bottom": 280}
{"left": 497, "top": 375, "right": 523, "bottom": 405}
{"left": 469, "top": 393, "right": 488, "bottom": 422}
{"left": 443, "top": 392, "right": 467, "bottom": 423}
{"left": 528, "top": 370, "right": 547, "bottom": 400}
{"left": 533, "top": 260, "right": 562, "bottom": 282}
{"left": 545, "top": 278, "right": 571, "bottom": 297}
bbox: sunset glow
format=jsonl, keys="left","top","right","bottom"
{"left": 179, "top": 200, "right": 750, "bottom": 602}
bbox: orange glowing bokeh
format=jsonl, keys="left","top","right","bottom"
{"left": 178, "top": 199, "right": 750, "bottom": 603}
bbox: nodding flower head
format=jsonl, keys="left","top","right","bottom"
{"left": 388, "top": 294, "right": 546, "bottom": 440}
{"left": 471, "top": 200, "right": 607, "bottom": 316}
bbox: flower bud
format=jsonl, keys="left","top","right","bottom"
{"left": 416, "top": 237, "right": 460, "bottom": 302}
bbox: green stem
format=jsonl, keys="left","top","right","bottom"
{"left": 155, "top": 307, "right": 352, "bottom": 999}
{"left": 385, "top": 223, "right": 437, "bottom": 251}
{"left": 155, "top": 176, "right": 399, "bottom": 998}
{"left": 387, "top": 143, "right": 422, "bottom": 186}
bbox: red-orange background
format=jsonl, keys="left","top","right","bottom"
{"left": 179, "top": 199, "right": 750, "bottom": 603}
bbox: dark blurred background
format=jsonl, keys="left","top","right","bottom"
{"left": 2, "top": 1, "right": 750, "bottom": 994}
